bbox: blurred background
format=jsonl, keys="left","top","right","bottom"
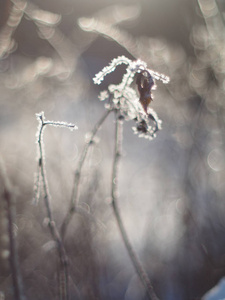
{"left": 1, "top": 0, "right": 225, "bottom": 299}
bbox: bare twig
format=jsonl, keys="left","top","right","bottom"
{"left": 35, "top": 112, "right": 77, "bottom": 300}
{"left": 61, "top": 109, "right": 112, "bottom": 239}
{"left": 111, "top": 111, "right": 159, "bottom": 300}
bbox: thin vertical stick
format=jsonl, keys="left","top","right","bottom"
{"left": 61, "top": 109, "right": 112, "bottom": 239}
{"left": 111, "top": 112, "right": 159, "bottom": 300}
{"left": 0, "top": 164, "right": 26, "bottom": 300}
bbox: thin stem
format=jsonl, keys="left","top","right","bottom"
{"left": 37, "top": 117, "right": 70, "bottom": 300}
{"left": 0, "top": 164, "right": 26, "bottom": 300}
{"left": 60, "top": 109, "right": 112, "bottom": 239}
{"left": 111, "top": 112, "right": 159, "bottom": 300}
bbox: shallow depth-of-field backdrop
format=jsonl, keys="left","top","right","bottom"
{"left": 1, "top": 0, "right": 225, "bottom": 299}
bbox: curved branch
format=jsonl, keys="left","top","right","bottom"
{"left": 61, "top": 109, "right": 112, "bottom": 239}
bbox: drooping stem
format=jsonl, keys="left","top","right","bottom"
{"left": 111, "top": 111, "right": 159, "bottom": 300}
{"left": 61, "top": 109, "right": 112, "bottom": 239}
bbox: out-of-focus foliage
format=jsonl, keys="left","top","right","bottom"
{"left": 1, "top": 0, "right": 225, "bottom": 299}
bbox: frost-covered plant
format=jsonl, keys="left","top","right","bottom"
{"left": 94, "top": 55, "right": 169, "bottom": 139}
{"left": 33, "top": 57, "right": 168, "bottom": 300}
{"left": 34, "top": 112, "right": 77, "bottom": 205}
{"left": 34, "top": 112, "right": 77, "bottom": 300}
{"left": 90, "top": 56, "right": 169, "bottom": 300}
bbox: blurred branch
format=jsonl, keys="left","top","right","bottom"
{"left": 197, "top": 0, "right": 225, "bottom": 34}
{"left": 78, "top": 16, "right": 172, "bottom": 76}
{"left": 61, "top": 109, "right": 112, "bottom": 240}
{"left": 0, "top": 0, "right": 26, "bottom": 58}
{"left": 78, "top": 17, "right": 138, "bottom": 59}
{"left": 215, "top": 0, "right": 225, "bottom": 28}
{"left": 23, "top": 2, "right": 77, "bottom": 76}
{"left": 0, "top": 160, "right": 26, "bottom": 300}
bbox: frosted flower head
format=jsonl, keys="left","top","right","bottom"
{"left": 93, "top": 56, "right": 169, "bottom": 139}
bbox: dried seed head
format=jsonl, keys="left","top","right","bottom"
{"left": 93, "top": 56, "right": 169, "bottom": 139}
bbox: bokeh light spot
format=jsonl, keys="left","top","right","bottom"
{"left": 207, "top": 148, "right": 225, "bottom": 171}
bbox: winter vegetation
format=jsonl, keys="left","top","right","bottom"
{"left": 1, "top": 0, "right": 225, "bottom": 299}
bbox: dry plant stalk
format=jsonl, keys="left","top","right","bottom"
{"left": 60, "top": 56, "right": 168, "bottom": 299}
{"left": 34, "top": 112, "right": 77, "bottom": 300}
{"left": 92, "top": 56, "right": 166, "bottom": 299}
{"left": 34, "top": 56, "right": 168, "bottom": 299}
{"left": 111, "top": 112, "right": 159, "bottom": 300}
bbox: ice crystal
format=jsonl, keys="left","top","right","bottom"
{"left": 35, "top": 112, "right": 77, "bottom": 131}
{"left": 93, "top": 56, "right": 169, "bottom": 139}
{"left": 93, "top": 55, "right": 131, "bottom": 85}
{"left": 98, "top": 90, "right": 109, "bottom": 101}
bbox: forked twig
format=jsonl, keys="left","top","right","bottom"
{"left": 111, "top": 111, "right": 159, "bottom": 300}
{"left": 61, "top": 109, "right": 112, "bottom": 239}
